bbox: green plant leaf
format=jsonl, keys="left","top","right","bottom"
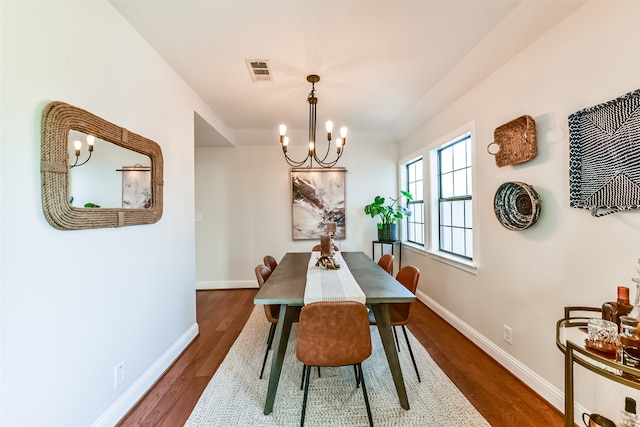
{"left": 364, "top": 191, "right": 413, "bottom": 225}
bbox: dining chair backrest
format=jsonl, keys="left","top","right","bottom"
{"left": 377, "top": 253, "right": 394, "bottom": 275}
{"left": 255, "top": 264, "right": 279, "bottom": 323}
{"left": 263, "top": 255, "right": 278, "bottom": 272}
{"left": 255, "top": 264, "right": 271, "bottom": 287}
{"left": 390, "top": 265, "right": 420, "bottom": 324}
{"left": 297, "top": 301, "right": 371, "bottom": 367}
{"left": 297, "top": 301, "right": 374, "bottom": 426}
{"left": 311, "top": 244, "right": 339, "bottom": 252}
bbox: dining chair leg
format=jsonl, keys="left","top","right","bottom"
{"left": 300, "top": 365, "right": 306, "bottom": 390}
{"left": 300, "top": 365, "right": 322, "bottom": 390}
{"left": 300, "top": 364, "right": 312, "bottom": 427}
{"left": 354, "top": 364, "right": 360, "bottom": 387}
{"left": 260, "top": 323, "right": 276, "bottom": 379}
{"left": 393, "top": 326, "right": 400, "bottom": 352}
{"left": 401, "top": 325, "right": 421, "bottom": 382}
{"left": 357, "top": 363, "right": 374, "bottom": 427}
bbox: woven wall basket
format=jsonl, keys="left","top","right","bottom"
{"left": 569, "top": 89, "right": 640, "bottom": 217}
{"left": 494, "top": 181, "right": 541, "bottom": 231}
{"left": 487, "top": 115, "right": 537, "bottom": 167}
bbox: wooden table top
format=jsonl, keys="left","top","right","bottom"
{"left": 254, "top": 251, "right": 416, "bottom": 306}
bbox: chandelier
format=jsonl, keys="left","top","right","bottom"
{"left": 279, "top": 74, "right": 347, "bottom": 168}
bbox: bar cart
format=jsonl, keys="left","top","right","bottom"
{"left": 556, "top": 306, "right": 640, "bottom": 427}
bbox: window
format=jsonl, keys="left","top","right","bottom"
{"left": 437, "top": 132, "right": 472, "bottom": 259}
{"left": 405, "top": 158, "right": 424, "bottom": 245}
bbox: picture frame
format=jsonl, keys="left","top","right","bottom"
{"left": 120, "top": 165, "right": 152, "bottom": 209}
{"left": 291, "top": 168, "right": 346, "bottom": 240}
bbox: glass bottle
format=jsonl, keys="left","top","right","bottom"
{"left": 603, "top": 286, "right": 633, "bottom": 328}
{"left": 619, "top": 316, "right": 640, "bottom": 368}
{"left": 620, "top": 397, "right": 640, "bottom": 427}
{"left": 630, "top": 283, "right": 640, "bottom": 319}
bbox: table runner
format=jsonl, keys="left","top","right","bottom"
{"left": 304, "top": 251, "right": 366, "bottom": 305}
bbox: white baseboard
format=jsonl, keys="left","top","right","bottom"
{"left": 415, "top": 290, "right": 577, "bottom": 416}
{"left": 196, "top": 280, "right": 257, "bottom": 290}
{"left": 91, "top": 323, "right": 200, "bottom": 427}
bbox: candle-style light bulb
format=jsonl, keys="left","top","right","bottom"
{"left": 282, "top": 136, "right": 289, "bottom": 153}
{"left": 73, "top": 140, "right": 82, "bottom": 156}
{"left": 87, "top": 135, "right": 95, "bottom": 152}
{"left": 325, "top": 120, "right": 333, "bottom": 141}
{"left": 325, "top": 121, "right": 333, "bottom": 133}
{"left": 279, "top": 124, "right": 287, "bottom": 143}
{"left": 340, "top": 127, "right": 348, "bottom": 145}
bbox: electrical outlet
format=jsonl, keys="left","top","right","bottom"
{"left": 114, "top": 361, "right": 125, "bottom": 388}
{"left": 503, "top": 325, "right": 513, "bottom": 344}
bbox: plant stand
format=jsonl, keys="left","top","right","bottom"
{"left": 372, "top": 240, "right": 401, "bottom": 275}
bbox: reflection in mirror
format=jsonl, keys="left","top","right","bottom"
{"left": 41, "top": 101, "right": 163, "bottom": 230}
{"left": 68, "top": 130, "right": 151, "bottom": 209}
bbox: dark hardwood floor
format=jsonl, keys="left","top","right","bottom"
{"left": 117, "top": 289, "right": 564, "bottom": 426}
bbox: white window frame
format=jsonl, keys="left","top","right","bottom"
{"left": 405, "top": 157, "right": 425, "bottom": 246}
{"left": 399, "top": 150, "right": 427, "bottom": 247}
{"left": 428, "top": 121, "right": 478, "bottom": 274}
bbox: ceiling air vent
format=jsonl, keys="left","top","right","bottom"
{"left": 245, "top": 59, "right": 272, "bottom": 82}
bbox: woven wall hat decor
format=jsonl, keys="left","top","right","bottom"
{"left": 569, "top": 89, "right": 640, "bottom": 217}
{"left": 487, "top": 115, "right": 537, "bottom": 167}
{"left": 494, "top": 181, "right": 541, "bottom": 231}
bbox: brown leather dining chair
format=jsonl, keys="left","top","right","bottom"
{"left": 370, "top": 265, "right": 421, "bottom": 382}
{"left": 254, "top": 264, "right": 280, "bottom": 379}
{"left": 377, "top": 253, "right": 394, "bottom": 275}
{"left": 297, "top": 301, "right": 374, "bottom": 426}
{"left": 263, "top": 255, "right": 278, "bottom": 272}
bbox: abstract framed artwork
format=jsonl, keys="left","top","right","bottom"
{"left": 121, "top": 165, "right": 152, "bottom": 209}
{"left": 291, "top": 168, "right": 346, "bottom": 240}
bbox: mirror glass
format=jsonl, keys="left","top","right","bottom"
{"left": 41, "top": 101, "right": 163, "bottom": 230}
{"left": 68, "top": 130, "right": 151, "bottom": 209}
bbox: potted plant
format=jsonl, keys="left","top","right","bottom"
{"left": 364, "top": 190, "right": 413, "bottom": 242}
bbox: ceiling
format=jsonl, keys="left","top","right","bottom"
{"left": 110, "top": 0, "right": 585, "bottom": 147}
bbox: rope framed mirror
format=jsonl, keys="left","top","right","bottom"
{"left": 40, "top": 101, "right": 163, "bottom": 230}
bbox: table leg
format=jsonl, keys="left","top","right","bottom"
{"left": 390, "top": 243, "right": 394, "bottom": 275}
{"left": 264, "top": 304, "right": 298, "bottom": 415}
{"left": 371, "top": 303, "right": 410, "bottom": 410}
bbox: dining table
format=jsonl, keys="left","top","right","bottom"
{"left": 253, "top": 251, "right": 417, "bottom": 415}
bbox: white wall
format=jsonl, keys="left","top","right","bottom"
{"left": 4, "top": 0, "right": 637, "bottom": 425}
{"left": 194, "top": 138, "right": 398, "bottom": 288}
{"left": 399, "top": 0, "right": 640, "bottom": 422}
{"left": 0, "top": 2, "right": 218, "bottom": 425}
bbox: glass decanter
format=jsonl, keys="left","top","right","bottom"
{"left": 630, "top": 260, "right": 640, "bottom": 319}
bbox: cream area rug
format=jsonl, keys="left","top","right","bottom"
{"left": 185, "top": 306, "right": 490, "bottom": 427}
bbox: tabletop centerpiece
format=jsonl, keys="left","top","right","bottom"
{"left": 315, "top": 221, "right": 340, "bottom": 269}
